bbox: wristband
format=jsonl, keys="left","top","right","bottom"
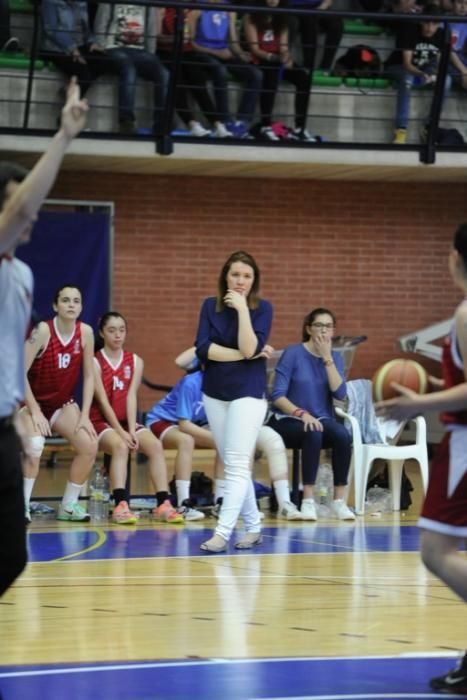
{"left": 323, "top": 359, "right": 334, "bottom": 367}
{"left": 292, "top": 408, "right": 305, "bottom": 417}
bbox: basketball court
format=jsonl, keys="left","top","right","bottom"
{"left": 1, "top": 461, "right": 466, "bottom": 700}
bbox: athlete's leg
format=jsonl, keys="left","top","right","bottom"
{"left": 420, "top": 529, "right": 467, "bottom": 602}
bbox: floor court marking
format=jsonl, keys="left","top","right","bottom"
{"left": 0, "top": 653, "right": 459, "bottom": 678}
{"left": 51, "top": 527, "right": 107, "bottom": 562}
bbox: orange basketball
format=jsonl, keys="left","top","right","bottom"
{"left": 372, "top": 359, "right": 428, "bottom": 402}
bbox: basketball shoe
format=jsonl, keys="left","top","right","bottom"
{"left": 112, "top": 500, "right": 138, "bottom": 525}
{"left": 153, "top": 499, "right": 184, "bottom": 524}
{"left": 57, "top": 501, "right": 90, "bottom": 522}
{"left": 430, "top": 653, "right": 467, "bottom": 694}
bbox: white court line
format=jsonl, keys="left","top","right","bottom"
{"left": 20, "top": 573, "right": 428, "bottom": 582}
{"left": 249, "top": 695, "right": 466, "bottom": 700}
{"left": 0, "top": 653, "right": 458, "bottom": 679}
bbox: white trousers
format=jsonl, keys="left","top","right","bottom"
{"left": 203, "top": 394, "right": 267, "bottom": 541}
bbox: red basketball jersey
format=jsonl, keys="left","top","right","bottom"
{"left": 90, "top": 350, "right": 136, "bottom": 424}
{"left": 28, "top": 319, "right": 83, "bottom": 414}
{"left": 440, "top": 332, "right": 467, "bottom": 426}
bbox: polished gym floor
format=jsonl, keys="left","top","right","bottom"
{"left": 1, "top": 458, "right": 466, "bottom": 700}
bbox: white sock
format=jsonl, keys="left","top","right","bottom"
{"left": 176, "top": 479, "right": 190, "bottom": 506}
{"left": 23, "top": 477, "right": 36, "bottom": 509}
{"left": 273, "top": 479, "right": 290, "bottom": 510}
{"left": 215, "top": 479, "right": 225, "bottom": 502}
{"left": 62, "top": 481, "right": 84, "bottom": 508}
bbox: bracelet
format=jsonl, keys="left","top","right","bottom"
{"left": 323, "top": 359, "right": 334, "bottom": 367}
{"left": 292, "top": 408, "right": 306, "bottom": 417}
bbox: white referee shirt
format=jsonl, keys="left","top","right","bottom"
{"left": 0, "top": 256, "right": 33, "bottom": 417}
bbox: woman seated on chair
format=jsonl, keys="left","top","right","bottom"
{"left": 267, "top": 307, "right": 355, "bottom": 521}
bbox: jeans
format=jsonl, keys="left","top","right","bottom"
{"left": 203, "top": 394, "right": 267, "bottom": 541}
{"left": 106, "top": 47, "right": 169, "bottom": 128}
{"left": 42, "top": 45, "right": 168, "bottom": 126}
{"left": 267, "top": 415, "right": 352, "bottom": 486}
{"left": 386, "top": 63, "right": 451, "bottom": 130}
{"left": 189, "top": 53, "right": 262, "bottom": 124}
{"left": 0, "top": 424, "right": 27, "bottom": 597}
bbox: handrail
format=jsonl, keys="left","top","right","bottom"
{"left": 5, "top": 0, "right": 467, "bottom": 162}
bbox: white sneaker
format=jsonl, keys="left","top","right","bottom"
{"left": 212, "top": 122, "right": 232, "bottom": 138}
{"left": 300, "top": 498, "right": 317, "bottom": 521}
{"left": 25, "top": 508, "right": 31, "bottom": 525}
{"left": 279, "top": 501, "right": 302, "bottom": 520}
{"left": 331, "top": 499, "right": 356, "bottom": 521}
{"left": 260, "top": 126, "right": 280, "bottom": 141}
{"left": 178, "top": 501, "right": 205, "bottom": 521}
{"left": 189, "top": 121, "right": 211, "bottom": 137}
{"left": 291, "top": 127, "right": 317, "bottom": 143}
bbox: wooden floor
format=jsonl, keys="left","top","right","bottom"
{"left": 1, "top": 455, "right": 466, "bottom": 699}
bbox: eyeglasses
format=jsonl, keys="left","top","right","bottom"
{"left": 311, "top": 323, "right": 335, "bottom": 330}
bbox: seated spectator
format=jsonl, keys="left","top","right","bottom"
{"left": 243, "top": 0, "right": 317, "bottom": 141}
{"left": 162, "top": 347, "right": 303, "bottom": 520}
{"left": 90, "top": 312, "right": 183, "bottom": 524}
{"left": 40, "top": 0, "right": 139, "bottom": 133}
{"left": 187, "top": 1, "right": 262, "bottom": 138}
{"left": 289, "top": 0, "right": 343, "bottom": 76}
{"left": 93, "top": 3, "right": 169, "bottom": 135}
{"left": 384, "top": 4, "right": 450, "bottom": 144}
{"left": 267, "top": 308, "right": 355, "bottom": 521}
{"left": 158, "top": 5, "right": 231, "bottom": 137}
{"left": 0, "top": 0, "right": 20, "bottom": 52}
{"left": 449, "top": 0, "right": 467, "bottom": 89}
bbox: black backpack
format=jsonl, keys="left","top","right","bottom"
{"left": 333, "top": 45, "right": 382, "bottom": 78}
{"left": 366, "top": 465, "right": 413, "bottom": 510}
{"left": 170, "top": 470, "right": 214, "bottom": 507}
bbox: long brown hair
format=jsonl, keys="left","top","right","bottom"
{"left": 216, "top": 250, "right": 261, "bottom": 311}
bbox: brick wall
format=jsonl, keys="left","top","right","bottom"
{"left": 50, "top": 171, "right": 467, "bottom": 409}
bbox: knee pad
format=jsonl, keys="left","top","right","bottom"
{"left": 27, "top": 435, "right": 45, "bottom": 458}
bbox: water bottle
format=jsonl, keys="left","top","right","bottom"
{"left": 89, "top": 467, "right": 106, "bottom": 523}
{"left": 365, "top": 485, "right": 391, "bottom": 515}
{"left": 315, "top": 463, "right": 333, "bottom": 517}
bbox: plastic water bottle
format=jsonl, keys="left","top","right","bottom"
{"left": 89, "top": 467, "right": 106, "bottom": 523}
{"left": 315, "top": 463, "right": 333, "bottom": 517}
{"left": 365, "top": 485, "right": 392, "bottom": 515}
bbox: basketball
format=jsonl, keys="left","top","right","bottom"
{"left": 372, "top": 359, "right": 428, "bottom": 402}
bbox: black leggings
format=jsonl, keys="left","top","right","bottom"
{"left": 159, "top": 51, "right": 224, "bottom": 126}
{"left": 267, "top": 415, "right": 352, "bottom": 486}
{"left": 258, "top": 61, "right": 310, "bottom": 129}
{"left": 295, "top": 14, "right": 343, "bottom": 72}
{"left": 0, "top": 425, "right": 27, "bottom": 597}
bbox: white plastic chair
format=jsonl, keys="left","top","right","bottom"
{"left": 335, "top": 406, "right": 429, "bottom": 516}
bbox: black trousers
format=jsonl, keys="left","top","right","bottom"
{"left": 0, "top": 421, "right": 27, "bottom": 597}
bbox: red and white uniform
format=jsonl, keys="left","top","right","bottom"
{"left": 419, "top": 308, "right": 467, "bottom": 537}
{"left": 90, "top": 349, "right": 144, "bottom": 437}
{"left": 27, "top": 318, "right": 82, "bottom": 420}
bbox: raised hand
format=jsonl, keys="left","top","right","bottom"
{"left": 60, "top": 76, "right": 89, "bottom": 140}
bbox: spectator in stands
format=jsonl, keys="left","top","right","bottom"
{"left": 0, "top": 0, "right": 20, "bottom": 52}
{"left": 40, "top": 0, "right": 139, "bottom": 133}
{"left": 267, "top": 307, "right": 355, "bottom": 521}
{"left": 93, "top": 3, "right": 168, "bottom": 135}
{"left": 158, "top": 5, "right": 231, "bottom": 137}
{"left": 19, "top": 285, "right": 97, "bottom": 523}
{"left": 384, "top": 4, "right": 449, "bottom": 144}
{"left": 290, "top": 0, "right": 343, "bottom": 76}
{"left": 449, "top": 0, "right": 467, "bottom": 89}
{"left": 187, "top": 2, "right": 262, "bottom": 138}
{"left": 196, "top": 251, "right": 273, "bottom": 552}
{"left": 243, "top": 0, "right": 316, "bottom": 142}
{"left": 90, "top": 312, "right": 183, "bottom": 524}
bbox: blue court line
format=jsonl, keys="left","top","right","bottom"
{"left": 26, "top": 525, "right": 422, "bottom": 562}
{"left": 0, "top": 655, "right": 463, "bottom": 700}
